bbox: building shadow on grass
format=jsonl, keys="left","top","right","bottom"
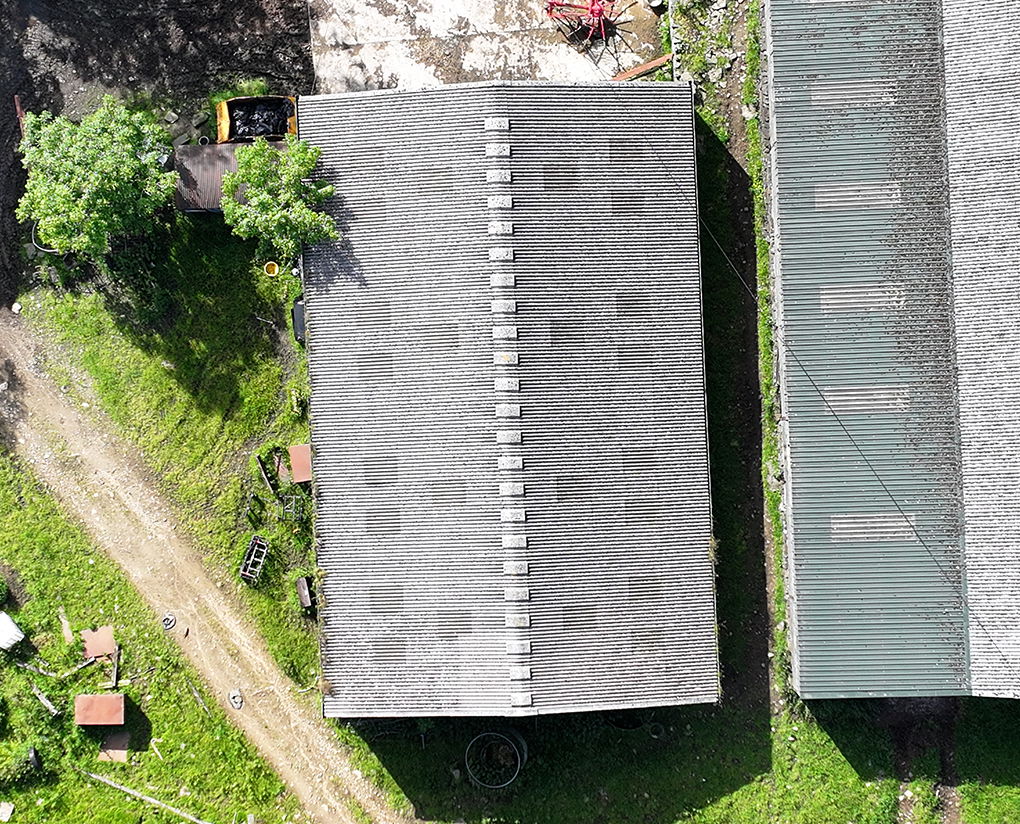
{"left": 345, "top": 115, "right": 772, "bottom": 824}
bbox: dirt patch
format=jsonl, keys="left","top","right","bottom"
{"left": 0, "top": 309, "right": 417, "bottom": 824}
{"left": 0, "top": 0, "right": 315, "bottom": 304}
{"left": 0, "top": 562, "right": 29, "bottom": 608}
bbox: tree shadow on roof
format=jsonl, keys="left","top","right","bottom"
{"left": 340, "top": 112, "right": 773, "bottom": 824}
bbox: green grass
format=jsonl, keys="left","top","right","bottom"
{"left": 25, "top": 213, "right": 318, "bottom": 685}
{"left": 0, "top": 451, "right": 300, "bottom": 823}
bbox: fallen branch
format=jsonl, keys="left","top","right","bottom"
{"left": 30, "top": 683, "right": 61, "bottom": 717}
{"left": 76, "top": 770, "right": 214, "bottom": 824}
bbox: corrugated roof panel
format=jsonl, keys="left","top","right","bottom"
{"left": 300, "top": 82, "right": 718, "bottom": 717}
{"left": 764, "top": 0, "right": 968, "bottom": 698}
{"left": 943, "top": 0, "right": 1020, "bottom": 699}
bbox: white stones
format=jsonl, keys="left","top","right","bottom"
{"left": 493, "top": 351, "right": 519, "bottom": 366}
{"left": 504, "top": 560, "right": 529, "bottom": 575}
{"left": 489, "top": 247, "right": 514, "bottom": 261}
{"left": 496, "top": 430, "right": 522, "bottom": 444}
{"left": 484, "top": 117, "right": 510, "bottom": 131}
{"left": 506, "top": 640, "right": 532, "bottom": 654}
{"left": 502, "top": 535, "right": 527, "bottom": 549}
{"left": 505, "top": 614, "right": 531, "bottom": 628}
{"left": 494, "top": 377, "right": 519, "bottom": 391}
{"left": 495, "top": 403, "right": 521, "bottom": 418}
{"left": 485, "top": 143, "right": 511, "bottom": 157}
{"left": 509, "top": 666, "right": 532, "bottom": 681}
{"left": 488, "top": 220, "right": 514, "bottom": 235}
{"left": 491, "top": 299, "right": 517, "bottom": 314}
{"left": 488, "top": 195, "right": 513, "bottom": 209}
{"left": 490, "top": 273, "right": 515, "bottom": 287}
{"left": 492, "top": 325, "right": 518, "bottom": 340}
{"left": 487, "top": 169, "right": 512, "bottom": 183}
{"left": 499, "top": 482, "right": 525, "bottom": 496}
{"left": 498, "top": 455, "right": 524, "bottom": 470}
{"left": 501, "top": 508, "right": 526, "bottom": 522}
{"left": 510, "top": 692, "right": 533, "bottom": 707}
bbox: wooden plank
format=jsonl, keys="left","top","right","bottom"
{"left": 612, "top": 54, "right": 672, "bottom": 82}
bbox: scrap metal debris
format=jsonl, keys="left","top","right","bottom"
{"left": 81, "top": 626, "right": 116, "bottom": 659}
{"left": 162, "top": 612, "right": 177, "bottom": 631}
{"left": 184, "top": 677, "right": 211, "bottom": 717}
{"left": 76, "top": 770, "right": 214, "bottom": 824}
{"left": 59, "top": 657, "right": 96, "bottom": 679}
{"left": 30, "top": 683, "right": 60, "bottom": 717}
{"left": 228, "top": 689, "right": 244, "bottom": 710}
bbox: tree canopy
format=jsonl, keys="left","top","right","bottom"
{"left": 221, "top": 134, "right": 338, "bottom": 263}
{"left": 17, "top": 95, "right": 176, "bottom": 262}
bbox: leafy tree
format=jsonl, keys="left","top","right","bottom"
{"left": 221, "top": 134, "right": 338, "bottom": 262}
{"left": 17, "top": 95, "right": 176, "bottom": 263}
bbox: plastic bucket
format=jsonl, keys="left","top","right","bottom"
{"left": 264, "top": 261, "right": 280, "bottom": 277}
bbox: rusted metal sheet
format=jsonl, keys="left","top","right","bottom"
{"left": 74, "top": 694, "right": 125, "bottom": 726}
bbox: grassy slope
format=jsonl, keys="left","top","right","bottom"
{"left": 0, "top": 451, "right": 300, "bottom": 823}
{"left": 25, "top": 214, "right": 317, "bottom": 684}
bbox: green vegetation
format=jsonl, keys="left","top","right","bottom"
{"left": 17, "top": 96, "right": 175, "bottom": 265}
{"left": 0, "top": 451, "right": 299, "bottom": 823}
{"left": 222, "top": 135, "right": 338, "bottom": 263}
{"left": 26, "top": 214, "right": 318, "bottom": 684}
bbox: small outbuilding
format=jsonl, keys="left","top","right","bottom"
{"left": 173, "top": 140, "right": 285, "bottom": 213}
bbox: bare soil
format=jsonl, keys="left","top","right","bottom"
{"left": 0, "top": 310, "right": 417, "bottom": 824}
{"left": 0, "top": 0, "right": 315, "bottom": 303}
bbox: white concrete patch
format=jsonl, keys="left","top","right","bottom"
{"left": 309, "top": 0, "right": 662, "bottom": 92}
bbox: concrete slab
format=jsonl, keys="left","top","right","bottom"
{"left": 308, "top": 0, "right": 665, "bottom": 93}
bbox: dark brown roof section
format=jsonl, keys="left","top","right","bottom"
{"left": 174, "top": 143, "right": 238, "bottom": 213}
{"left": 173, "top": 141, "right": 285, "bottom": 213}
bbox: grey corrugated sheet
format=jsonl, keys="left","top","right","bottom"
{"left": 943, "top": 0, "right": 1020, "bottom": 698}
{"left": 299, "top": 81, "right": 718, "bottom": 717}
{"left": 764, "top": 0, "right": 969, "bottom": 698}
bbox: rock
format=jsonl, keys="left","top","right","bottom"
{"left": 904, "top": 789, "right": 914, "bottom": 799}
{"left": 10, "top": 302, "right": 21, "bottom": 314}
{"left": 742, "top": 104, "right": 758, "bottom": 120}
{"left": 172, "top": 133, "right": 192, "bottom": 147}
{"left": 708, "top": 67, "right": 724, "bottom": 83}
{"left": 164, "top": 111, "right": 179, "bottom": 124}
{"left": 23, "top": 243, "right": 37, "bottom": 259}
{"left": 191, "top": 111, "right": 210, "bottom": 127}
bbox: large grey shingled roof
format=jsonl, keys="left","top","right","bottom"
{"left": 298, "top": 82, "right": 719, "bottom": 717}
{"left": 765, "top": 0, "right": 1020, "bottom": 699}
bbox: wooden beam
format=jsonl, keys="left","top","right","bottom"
{"left": 612, "top": 54, "right": 673, "bottom": 82}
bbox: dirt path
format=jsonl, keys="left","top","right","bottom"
{"left": 0, "top": 310, "right": 415, "bottom": 824}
